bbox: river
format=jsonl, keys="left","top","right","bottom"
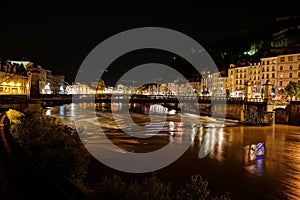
{"left": 44, "top": 102, "right": 300, "bottom": 200}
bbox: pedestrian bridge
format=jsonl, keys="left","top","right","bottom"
{"left": 0, "top": 94, "right": 289, "bottom": 109}
{"left": 0, "top": 94, "right": 290, "bottom": 127}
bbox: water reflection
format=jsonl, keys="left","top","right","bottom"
{"left": 44, "top": 103, "right": 300, "bottom": 200}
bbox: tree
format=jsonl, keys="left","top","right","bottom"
{"left": 226, "top": 89, "right": 230, "bottom": 98}
{"left": 283, "top": 81, "right": 300, "bottom": 100}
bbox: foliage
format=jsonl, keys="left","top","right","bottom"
{"left": 9, "top": 110, "right": 231, "bottom": 200}
{"left": 88, "top": 174, "right": 172, "bottom": 200}
{"left": 226, "top": 89, "right": 230, "bottom": 98}
{"left": 283, "top": 81, "right": 300, "bottom": 100}
{"left": 88, "top": 174, "right": 230, "bottom": 200}
{"left": 175, "top": 174, "right": 210, "bottom": 200}
{"left": 6, "top": 109, "right": 24, "bottom": 128}
{"left": 10, "top": 110, "right": 91, "bottom": 191}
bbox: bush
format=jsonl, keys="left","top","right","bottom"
{"left": 88, "top": 174, "right": 172, "bottom": 200}
{"left": 87, "top": 174, "right": 230, "bottom": 200}
{"left": 7, "top": 109, "right": 231, "bottom": 200}
{"left": 8, "top": 110, "right": 91, "bottom": 191}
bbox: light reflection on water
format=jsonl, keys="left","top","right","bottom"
{"left": 44, "top": 103, "right": 300, "bottom": 200}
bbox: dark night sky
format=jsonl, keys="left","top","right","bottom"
{"left": 0, "top": 1, "right": 298, "bottom": 83}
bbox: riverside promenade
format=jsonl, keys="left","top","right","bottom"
{"left": 0, "top": 127, "right": 84, "bottom": 200}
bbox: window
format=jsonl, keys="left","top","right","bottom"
{"left": 272, "top": 59, "right": 276, "bottom": 64}
{"left": 272, "top": 73, "right": 275, "bottom": 78}
{"left": 262, "top": 61, "right": 265, "bottom": 65}
{"left": 266, "top": 74, "right": 269, "bottom": 79}
{"left": 272, "top": 66, "right": 275, "bottom": 71}
{"left": 288, "top": 56, "right": 293, "bottom": 61}
{"left": 298, "top": 72, "right": 300, "bottom": 78}
{"left": 267, "top": 60, "right": 269, "bottom": 65}
{"left": 298, "top": 55, "right": 300, "bottom": 60}
{"left": 290, "top": 65, "right": 293, "bottom": 70}
{"left": 298, "top": 64, "right": 300, "bottom": 70}
{"left": 280, "top": 57, "right": 285, "bottom": 62}
{"left": 280, "top": 66, "right": 283, "bottom": 70}
{"left": 279, "top": 81, "right": 282, "bottom": 86}
{"left": 298, "top": 80, "right": 300, "bottom": 85}
{"left": 289, "top": 73, "right": 292, "bottom": 78}
{"left": 267, "top": 66, "right": 269, "bottom": 72}
{"left": 262, "top": 74, "right": 264, "bottom": 79}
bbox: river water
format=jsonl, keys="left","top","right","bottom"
{"left": 44, "top": 102, "right": 300, "bottom": 200}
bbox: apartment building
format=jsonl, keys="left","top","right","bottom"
{"left": 227, "top": 53, "right": 300, "bottom": 96}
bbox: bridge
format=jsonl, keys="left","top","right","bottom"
{"left": 0, "top": 92, "right": 289, "bottom": 127}
{"left": 39, "top": 94, "right": 256, "bottom": 106}
{"left": 0, "top": 65, "right": 291, "bottom": 127}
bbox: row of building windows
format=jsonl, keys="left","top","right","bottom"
{"left": 260, "top": 55, "right": 300, "bottom": 65}
{"left": 234, "top": 72, "right": 300, "bottom": 79}
{"left": 233, "top": 79, "right": 300, "bottom": 86}
{"left": 232, "top": 64, "right": 300, "bottom": 74}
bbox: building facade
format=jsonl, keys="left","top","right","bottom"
{"left": 227, "top": 53, "right": 300, "bottom": 98}
{"left": 0, "top": 60, "right": 29, "bottom": 94}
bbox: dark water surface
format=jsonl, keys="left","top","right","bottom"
{"left": 45, "top": 103, "right": 300, "bottom": 200}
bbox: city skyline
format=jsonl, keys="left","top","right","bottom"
{"left": 1, "top": 2, "right": 298, "bottom": 83}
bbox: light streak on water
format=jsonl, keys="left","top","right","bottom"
{"left": 44, "top": 103, "right": 300, "bottom": 200}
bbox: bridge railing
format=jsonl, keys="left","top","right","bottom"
{"left": 39, "top": 94, "right": 290, "bottom": 106}
{"left": 0, "top": 95, "right": 28, "bottom": 103}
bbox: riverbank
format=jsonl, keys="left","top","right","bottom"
{"left": 6, "top": 109, "right": 232, "bottom": 200}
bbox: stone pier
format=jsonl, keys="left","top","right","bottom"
{"left": 27, "top": 65, "right": 42, "bottom": 112}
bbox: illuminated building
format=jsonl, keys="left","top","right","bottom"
{"left": 0, "top": 60, "right": 29, "bottom": 94}
{"left": 227, "top": 53, "right": 300, "bottom": 98}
